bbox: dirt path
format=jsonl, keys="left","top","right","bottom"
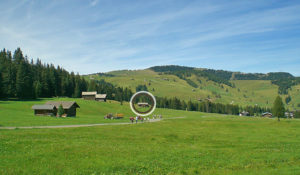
{"left": 0, "top": 117, "right": 185, "bottom": 130}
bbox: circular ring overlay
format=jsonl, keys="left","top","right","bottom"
{"left": 130, "top": 91, "right": 156, "bottom": 116}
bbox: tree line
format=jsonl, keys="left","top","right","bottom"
{"left": 155, "top": 96, "right": 272, "bottom": 116}
{"left": 0, "top": 48, "right": 133, "bottom": 100}
{"left": 150, "top": 65, "right": 233, "bottom": 87}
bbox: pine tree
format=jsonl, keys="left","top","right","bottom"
{"left": 272, "top": 96, "right": 285, "bottom": 121}
{"left": 295, "top": 111, "right": 300, "bottom": 118}
{"left": 0, "top": 71, "right": 2, "bottom": 98}
{"left": 285, "top": 95, "right": 291, "bottom": 104}
{"left": 58, "top": 104, "right": 64, "bottom": 117}
{"left": 73, "top": 81, "right": 81, "bottom": 98}
{"left": 2, "top": 51, "right": 16, "bottom": 97}
{"left": 34, "top": 81, "right": 42, "bottom": 98}
{"left": 187, "top": 100, "right": 193, "bottom": 111}
{"left": 16, "top": 61, "right": 27, "bottom": 98}
{"left": 88, "top": 80, "right": 97, "bottom": 91}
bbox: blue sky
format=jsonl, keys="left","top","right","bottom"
{"left": 0, "top": 0, "right": 300, "bottom": 75}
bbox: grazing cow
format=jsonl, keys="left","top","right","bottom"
{"left": 130, "top": 117, "right": 134, "bottom": 123}
{"left": 104, "top": 113, "right": 114, "bottom": 119}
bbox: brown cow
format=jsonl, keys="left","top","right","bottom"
{"left": 130, "top": 117, "right": 134, "bottom": 123}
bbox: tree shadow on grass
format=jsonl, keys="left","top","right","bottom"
{"left": 0, "top": 98, "right": 44, "bottom": 102}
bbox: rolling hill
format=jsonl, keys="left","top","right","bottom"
{"left": 86, "top": 65, "right": 300, "bottom": 110}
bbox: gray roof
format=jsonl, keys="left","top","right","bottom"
{"left": 32, "top": 104, "right": 56, "bottom": 110}
{"left": 262, "top": 112, "right": 272, "bottom": 115}
{"left": 96, "top": 94, "right": 107, "bottom": 99}
{"left": 82, "top": 91, "right": 97, "bottom": 95}
{"left": 45, "top": 101, "right": 80, "bottom": 109}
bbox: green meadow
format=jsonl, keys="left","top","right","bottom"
{"left": 1, "top": 99, "right": 300, "bottom": 174}
{"left": 87, "top": 69, "right": 300, "bottom": 110}
{"left": 0, "top": 98, "right": 171, "bottom": 127}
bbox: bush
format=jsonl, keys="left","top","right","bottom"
{"left": 294, "top": 111, "right": 300, "bottom": 118}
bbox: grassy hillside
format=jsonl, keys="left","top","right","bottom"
{"left": 0, "top": 98, "right": 132, "bottom": 127}
{"left": 87, "top": 69, "right": 300, "bottom": 110}
{"left": 0, "top": 98, "right": 179, "bottom": 127}
{"left": 1, "top": 100, "right": 300, "bottom": 174}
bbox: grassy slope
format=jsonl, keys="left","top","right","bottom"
{"left": 0, "top": 98, "right": 177, "bottom": 127}
{"left": 288, "top": 84, "right": 300, "bottom": 110}
{"left": 88, "top": 69, "right": 300, "bottom": 110}
{"left": 0, "top": 98, "right": 133, "bottom": 127}
{"left": 1, "top": 111, "right": 300, "bottom": 174}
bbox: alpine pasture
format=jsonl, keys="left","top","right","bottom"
{"left": 87, "top": 69, "right": 300, "bottom": 110}
{"left": 1, "top": 99, "right": 300, "bottom": 174}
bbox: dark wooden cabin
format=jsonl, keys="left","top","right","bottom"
{"left": 45, "top": 101, "right": 80, "bottom": 117}
{"left": 32, "top": 104, "right": 57, "bottom": 116}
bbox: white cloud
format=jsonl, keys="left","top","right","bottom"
{"left": 90, "top": 0, "right": 99, "bottom": 7}
{"left": 0, "top": 0, "right": 299, "bottom": 75}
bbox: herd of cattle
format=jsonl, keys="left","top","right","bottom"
{"left": 104, "top": 113, "right": 162, "bottom": 123}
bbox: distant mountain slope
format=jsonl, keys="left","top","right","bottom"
{"left": 87, "top": 66, "right": 300, "bottom": 110}
{"left": 150, "top": 65, "right": 299, "bottom": 94}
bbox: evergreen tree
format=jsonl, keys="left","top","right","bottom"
{"left": 187, "top": 100, "right": 193, "bottom": 111}
{"left": 285, "top": 95, "right": 291, "bottom": 104}
{"left": 88, "top": 80, "right": 97, "bottom": 91}
{"left": 34, "top": 81, "right": 42, "bottom": 98}
{"left": 0, "top": 71, "right": 2, "bottom": 98}
{"left": 294, "top": 111, "right": 300, "bottom": 118}
{"left": 73, "top": 74, "right": 82, "bottom": 98}
{"left": 272, "top": 96, "right": 285, "bottom": 121}
{"left": 58, "top": 104, "right": 64, "bottom": 117}
{"left": 2, "top": 51, "right": 16, "bottom": 97}
{"left": 16, "top": 60, "right": 33, "bottom": 98}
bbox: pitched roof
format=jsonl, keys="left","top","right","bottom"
{"left": 32, "top": 104, "right": 56, "bottom": 110}
{"left": 96, "top": 94, "right": 107, "bottom": 98}
{"left": 82, "top": 91, "right": 97, "bottom": 95}
{"left": 45, "top": 101, "right": 80, "bottom": 109}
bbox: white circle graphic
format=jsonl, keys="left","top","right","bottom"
{"left": 130, "top": 91, "right": 156, "bottom": 116}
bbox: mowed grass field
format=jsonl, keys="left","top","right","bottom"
{"left": 87, "top": 69, "right": 300, "bottom": 110}
{"left": 1, "top": 99, "right": 300, "bottom": 174}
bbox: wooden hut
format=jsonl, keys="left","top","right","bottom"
{"left": 45, "top": 101, "right": 80, "bottom": 117}
{"left": 239, "top": 111, "right": 249, "bottom": 116}
{"left": 32, "top": 104, "right": 57, "bottom": 116}
{"left": 262, "top": 112, "right": 272, "bottom": 118}
{"left": 82, "top": 91, "right": 97, "bottom": 100}
{"left": 137, "top": 102, "right": 150, "bottom": 107}
{"left": 95, "top": 94, "right": 107, "bottom": 102}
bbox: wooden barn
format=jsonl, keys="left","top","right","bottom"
{"left": 137, "top": 102, "right": 150, "bottom": 107}
{"left": 95, "top": 94, "right": 107, "bottom": 102}
{"left": 45, "top": 101, "right": 80, "bottom": 117}
{"left": 262, "top": 112, "right": 272, "bottom": 118}
{"left": 32, "top": 104, "right": 57, "bottom": 116}
{"left": 82, "top": 91, "right": 97, "bottom": 100}
{"left": 239, "top": 111, "right": 249, "bottom": 116}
